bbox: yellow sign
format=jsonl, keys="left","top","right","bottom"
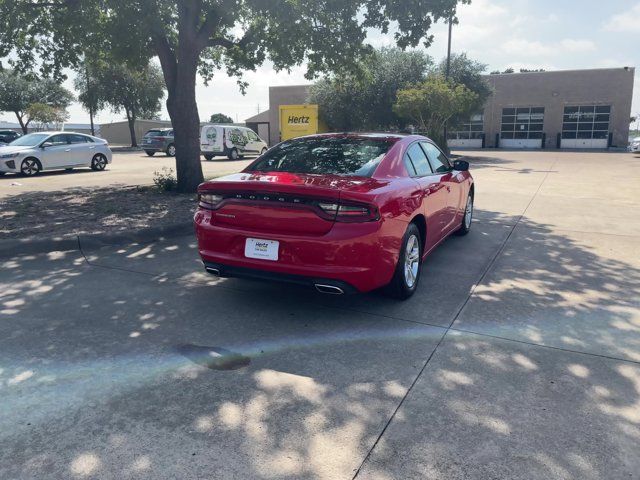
{"left": 279, "top": 104, "right": 320, "bottom": 141}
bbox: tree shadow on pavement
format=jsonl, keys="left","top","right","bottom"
{"left": 0, "top": 208, "right": 639, "bottom": 478}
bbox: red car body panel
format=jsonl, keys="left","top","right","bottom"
{"left": 194, "top": 134, "right": 473, "bottom": 293}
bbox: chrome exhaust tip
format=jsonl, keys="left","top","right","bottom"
{"left": 205, "top": 267, "right": 221, "bottom": 276}
{"left": 314, "top": 284, "right": 345, "bottom": 295}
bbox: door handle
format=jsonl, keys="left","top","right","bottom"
{"left": 64, "top": 149, "right": 71, "bottom": 152}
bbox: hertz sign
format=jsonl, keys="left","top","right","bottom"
{"left": 279, "top": 104, "right": 320, "bottom": 141}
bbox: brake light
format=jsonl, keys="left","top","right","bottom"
{"left": 317, "top": 202, "right": 379, "bottom": 222}
{"left": 198, "top": 193, "right": 224, "bottom": 209}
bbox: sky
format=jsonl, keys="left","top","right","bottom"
{"left": 3, "top": 0, "right": 639, "bottom": 126}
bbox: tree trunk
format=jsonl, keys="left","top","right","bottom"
{"left": 165, "top": 54, "right": 204, "bottom": 193}
{"left": 15, "top": 112, "right": 27, "bottom": 134}
{"left": 126, "top": 110, "right": 137, "bottom": 147}
{"left": 89, "top": 106, "right": 95, "bottom": 136}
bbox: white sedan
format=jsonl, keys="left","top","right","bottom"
{"left": 629, "top": 137, "right": 640, "bottom": 153}
{"left": 0, "top": 132, "right": 112, "bottom": 176}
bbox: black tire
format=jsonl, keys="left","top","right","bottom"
{"left": 91, "top": 154, "right": 107, "bottom": 171}
{"left": 385, "top": 223, "right": 423, "bottom": 300}
{"left": 455, "top": 190, "right": 474, "bottom": 236}
{"left": 166, "top": 144, "right": 176, "bottom": 157}
{"left": 145, "top": 150, "right": 155, "bottom": 157}
{"left": 228, "top": 148, "right": 239, "bottom": 160}
{"left": 204, "top": 154, "right": 214, "bottom": 161}
{"left": 21, "top": 158, "right": 41, "bottom": 176}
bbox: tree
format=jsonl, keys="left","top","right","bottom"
{"left": 1, "top": 0, "right": 467, "bottom": 192}
{"left": 310, "top": 47, "right": 432, "bottom": 131}
{"left": 0, "top": 70, "right": 73, "bottom": 133}
{"left": 437, "top": 53, "right": 491, "bottom": 125}
{"left": 210, "top": 113, "right": 234, "bottom": 124}
{"left": 74, "top": 60, "right": 105, "bottom": 136}
{"left": 25, "top": 103, "right": 69, "bottom": 130}
{"left": 96, "top": 62, "right": 165, "bottom": 147}
{"left": 393, "top": 75, "right": 478, "bottom": 148}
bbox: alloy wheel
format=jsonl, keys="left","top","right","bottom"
{"left": 167, "top": 145, "right": 176, "bottom": 156}
{"left": 403, "top": 234, "right": 420, "bottom": 288}
{"left": 464, "top": 195, "right": 473, "bottom": 229}
{"left": 93, "top": 154, "right": 107, "bottom": 170}
{"left": 21, "top": 158, "right": 40, "bottom": 176}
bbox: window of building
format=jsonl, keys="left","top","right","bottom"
{"left": 501, "top": 107, "right": 544, "bottom": 140}
{"left": 562, "top": 105, "right": 610, "bottom": 139}
{"left": 448, "top": 113, "right": 484, "bottom": 140}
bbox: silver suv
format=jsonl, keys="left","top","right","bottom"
{"left": 141, "top": 128, "right": 175, "bottom": 157}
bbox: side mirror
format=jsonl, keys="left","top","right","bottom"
{"left": 41, "top": 142, "right": 52, "bottom": 148}
{"left": 453, "top": 159, "right": 470, "bottom": 171}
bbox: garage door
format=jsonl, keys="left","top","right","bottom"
{"left": 448, "top": 113, "right": 484, "bottom": 149}
{"left": 561, "top": 105, "right": 610, "bottom": 149}
{"left": 500, "top": 107, "right": 544, "bottom": 148}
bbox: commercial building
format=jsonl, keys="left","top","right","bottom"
{"left": 257, "top": 67, "right": 635, "bottom": 149}
{"left": 99, "top": 119, "right": 172, "bottom": 145}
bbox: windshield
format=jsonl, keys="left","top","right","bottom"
{"left": 9, "top": 133, "right": 50, "bottom": 147}
{"left": 247, "top": 137, "right": 396, "bottom": 177}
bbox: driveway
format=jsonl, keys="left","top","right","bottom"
{"left": 1, "top": 150, "right": 639, "bottom": 479}
{"left": 0, "top": 151, "right": 254, "bottom": 199}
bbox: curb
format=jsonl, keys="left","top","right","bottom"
{"left": 0, "top": 222, "right": 194, "bottom": 259}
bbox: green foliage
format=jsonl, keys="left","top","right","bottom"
{"left": 210, "top": 113, "right": 234, "bottom": 124}
{"left": 153, "top": 167, "right": 177, "bottom": 192}
{"left": 0, "top": 0, "right": 468, "bottom": 191}
{"left": 310, "top": 47, "right": 432, "bottom": 131}
{"left": 0, "top": 70, "right": 73, "bottom": 132}
{"left": 394, "top": 75, "right": 478, "bottom": 148}
{"left": 96, "top": 62, "right": 165, "bottom": 122}
{"left": 25, "top": 103, "right": 69, "bottom": 127}
{"left": 437, "top": 53, "right": 491, "bottom": 125}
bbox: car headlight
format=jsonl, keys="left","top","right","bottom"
{"left": 0, "top": 153, "right": 19, "bottom": 159}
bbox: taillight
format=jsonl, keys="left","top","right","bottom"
{"left": 317, "top": 202, "right": 379, "bottom": 222}
{"left": 198, "top": 193, "right": 224, "bottom": 209}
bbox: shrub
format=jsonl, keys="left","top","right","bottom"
{"left": 153, "top": 167, "right": 177, "bottom": 192}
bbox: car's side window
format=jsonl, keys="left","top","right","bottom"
{"left": 405, "top": 142, "right": 433, "bottom": 177}
{"left": 421, "top": 142, "right": 452, "bottom": 173}
{"left": 48, "top": 135, "right": 68, "bottom": 146}
{"left": 247, "top": 130, "right": 259, "bottom": 141}
{"left": 69, "top": 135, "right": 87, "bottom": 144}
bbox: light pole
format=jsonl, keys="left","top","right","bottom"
{"left": 443, "top": 16, "right": 453, "bottom": 151}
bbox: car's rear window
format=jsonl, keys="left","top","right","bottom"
{"left": 145, "top": 130, "right": 164, "bottom": 136}
{"left": 247, "top": 136, "right": 396, "bottom": 177}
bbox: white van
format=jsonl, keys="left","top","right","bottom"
{"left": 200, "top": 125, "right": 268, "bottom": 160}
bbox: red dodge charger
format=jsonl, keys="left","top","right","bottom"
{"left": 194, "top": 133, "right": 474, "bottom": 299}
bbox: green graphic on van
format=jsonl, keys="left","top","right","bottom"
{"left": 206, "top": 130, "right": 217, "bottom": 141}
{"left": 229, "top": 130, "right": 248, "bottom": 147}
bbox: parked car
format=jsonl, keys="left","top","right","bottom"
{"left": 194, "top": 133, "right": 474, "bottom": 299}
{"left": 629, "top": 137, "right": 640, "bottom": 153}
{"left": 0, "top": 132, "right": 112, "bottom": 176}
{"left": 0, "top": 130, "right": 21, "bottom": 145}
{"left": 200, "top": 125, "right": 268, "bottom": 161}
{"left": 141, "top": 128, "right": 175, "bottom": 157}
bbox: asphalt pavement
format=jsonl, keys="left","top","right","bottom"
{"left": 1, "top": 150, "right": 639, "bottom": 479}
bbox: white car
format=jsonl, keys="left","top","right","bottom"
{"left": 200, "top": 125, "right": 268, "bottom": 161}
{"left": 0, "top": 132, "right": 112, "bottom": 176}
{"left": 629, "top": 137, "right": 640, "bottom": 153}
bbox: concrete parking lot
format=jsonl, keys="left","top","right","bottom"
{"left": 0, "top": 151, "right": 254, "bottom": 199}
{"left": 1, "top": 150, "right": 639, "bottom": 479}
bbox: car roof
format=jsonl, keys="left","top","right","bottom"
{"left": 287, "top": 132, "right": 429, "bottom": 143}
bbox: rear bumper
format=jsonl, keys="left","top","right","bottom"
{"left": 141, "top": 143, "right": 166, "bottom": 151}
{"left": 194, "top": 209, "right": 405, "bottom": 293}
{"left": 203, "top": 261, "right": 358, "bottom": 294}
